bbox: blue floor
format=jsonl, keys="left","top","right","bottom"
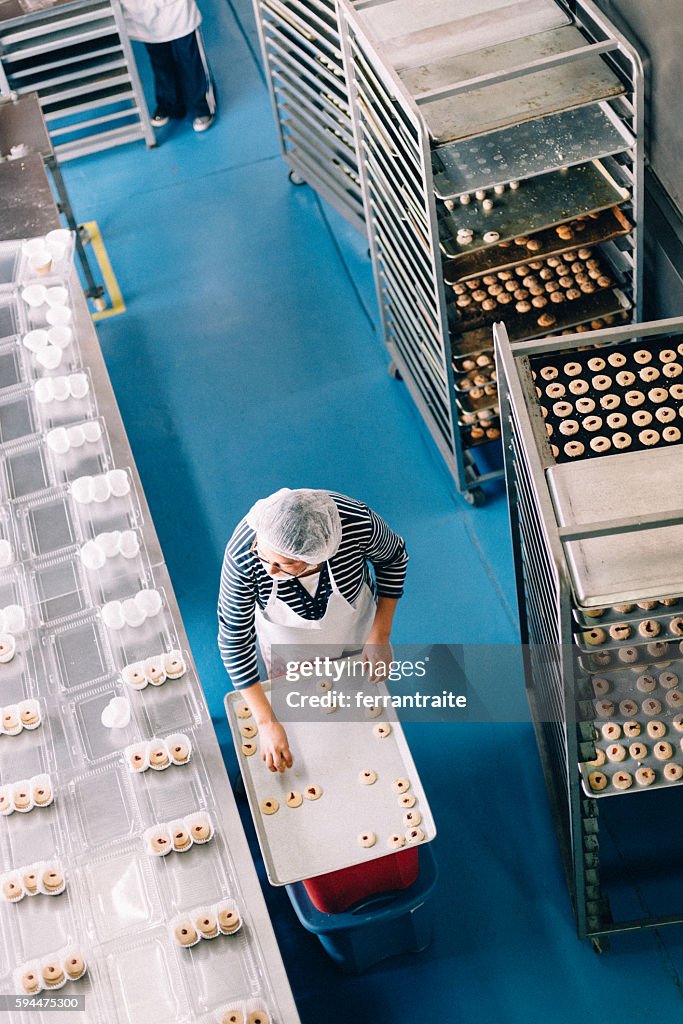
{"left": 62, "top": 0, "right": 683, "bottom": 1019}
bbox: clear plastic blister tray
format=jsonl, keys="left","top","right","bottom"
{"left": 0, "top": 295, "right": 25, "bottom": 344}
{"left": 0, "top": 338, "right": 31, "bottom": 393}
{"left": 0, "top": 620, "right": 44, "bottom": 705}
{"left": 0, "top": 242, "right": 22, "bottom": 292}
{"left": 74, "top": 839, "right": 164, "bottom": 946}
{"left": 1, "top": 777, "right": 65, "bottom": 866}
{"left": 13, "top": 487, "right": 81, "bottom": 561}
{"left": 33, "top": 370, "right": 98, "bottom": 434}
{"left": 70, "top": 467, "right": 142, "bottom": 539}
{"left": 105, "top": 933, "right": 192, "bottom": 1024}
{"left": 45, "top": 418, "right": 113, "bottom": 485}
{"left": 44, "top": 609, "right": 115, "bottom": 694}
{"left": 19, "top": 232, "right": 75, "bottom": 284}
{"left": 29, "top": 549, "right": 94, "bottom": 625}
{"left": 0, "top": 700, "right": 51, "bottom": 782}
{"left": 158, "top": 827, "right": 234, "bottom": 914}
{"left": 103, "top": 586, "right": 180, "bottom": 670}
{"left": 20, "top": 323, "right": 82, "bottom": 382}
{"left": 127, "top": 660, "right": 202, "bottom": 738}
{"left": 65, "top": 762, "right": 141, "bottom": 850}
{"left": 0, "top": 384, "right": 38, "bottom": 447}
{"left": 2, "top": 434, "right": 56, "bottom": 500}
{"left": 79, "top": 528, "right": 153, "bottom": 606}
{"left": 3, "top": 868, "right": 78, "bottom": 966}
{"left": 131, "top": 731, "right": 209, "bottom": 823}
{"left": 67, "top": 678, "right": 147, "bottom": 766}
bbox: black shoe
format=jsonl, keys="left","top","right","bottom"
{"left": 151, "top": 110, "right": 170, "bottom": 128}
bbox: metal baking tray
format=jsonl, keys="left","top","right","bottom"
{"left": 432, "top": 102, "right": 633, "bottom": 200}
{"left": 578, "top": 661, "right": 683, "bottom": 797}
{"left": 226, "top": 665, "right": 436, "bottom": 886}
{"left": 573, "top": 600, "right": 683, "bottom": 631}
{"left": 444, "top": 207, "right": 632, "bottom": 283}
{"left": 533, "top": 336, "right": 683, "bottom": 465}
{"left": 548, "top": 445, "right": 683, "bottom": 608}
{"left": 452, "top": 288, "right": 630, "bottom": 353}
{"left": 438, "top": 161, "right": 629, "bottom": 258}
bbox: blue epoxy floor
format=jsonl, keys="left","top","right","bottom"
{"left": 61, "top": 0, "right": 683, "bottom": 1019}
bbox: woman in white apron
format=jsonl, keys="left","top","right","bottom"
{"left": 218, "top": 489, "right": 408, "bottom": 772}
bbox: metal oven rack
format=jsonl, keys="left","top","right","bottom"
{"left": 253, "top": 0, "right": 366, "bottom": 232}
{"left": 0, "top": 0, "right": 154, "bottom": 161}
{"left": 339, "top": 0, "right": 643, "bottom": 505}
{"left": 495, "top": 315, "right": 683, "bottom": 948}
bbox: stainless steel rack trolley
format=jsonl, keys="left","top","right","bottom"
{"left": 339, "top": 0, "right": 643, "bottom": 505}
{"left": 0, "top": 0, "right": 154, "bottom": 161}
{"left": 495, "top": 315, "right": 683, "bottom": 948}
{"left": 252, "top": 0, "right": 366, "bottom": 232}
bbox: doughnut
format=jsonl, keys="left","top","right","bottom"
{"left": 236, "top": 703, "right": 252, "bottom": 719}
{"left": 643, "top": 698, "right": 663, "bottom": 716}
{"left": 632, "top": 410, "right": 652, "bottom": 427}
{"left": 587, "top": 357, "right": 606, "bottom": 372}
{"left": 190, "top": 820, "right": 212, "bottom": 843}
{"left": 618, "top": 647, "right": 639, "bottom": 663}
{"left": 196, "top": 913, "right": 219, "bottom": 939}
{"left": 175, "top": 922, "right": 197, "bottom": 946}
{"left": 472, "top": 290, "right": 487, "bottom": 303}
{"left": 638, "top": 366, "right": 660, "bottom": 383}
{"left": 576, "top": 398, "right": 596, "bottom": 414}
{"left": 666, "top": 690, "right": 683, "bottom": 708}
{"left": 516, "top": 301, "right": 532, "bottom": 314}
{"left": 373, "top": 723, "right": 391, "bottom": 739}
{"left": 553, "top": 401, "right": 573, "bottom": 417}
{"left": 612, "top": 771, "right": 633, "bottom": 790}
{"left": 19, "top": 705, "right": 39, "bottom": 728}
{"left": 619, "top": 699, "right": 638, "bottom": 717}
{"left": 242, "top": 741, "right": 257, "bottom": 756}
{"left": 588, "top": 771, "right": 608, "bottom": 791}
{"left": 406, "top": 827, "right": 425, "bottom": 844}
{"left": 613, "top": 432, "right": 631, "bottom": 450}
{"left": 568, "top": 380, "right": 589, "bottom": 395}
{"left": 13, "top": 788, "right": 31, "bottom": 811}
{"left": 42, "top": 964, "right": 65, "bottom": 988}
{"left": 2, "top": 878, "right": 22, "bottom": 901}
{"left": 388, "top": 833, "right": 406, "bottom": 849}
{"left": 592, "top": 677, "right": 610, "bottom": 696}
{"left": 638, "top": 600, "right": 657, "bottom": 610}
{"left": 566, "top": 288, "right": 581, "bottom": 300}
{"left": 538, "top": 313, "right": 556, "bottom": 328}
{"left": 592, "top": 652, "right": 612, "bottom": 670}
{"left": 564, "top": 362, "right": 582, "bottom": 377}
{"left": 639, "top": 428, "right": 660, "bottom": 446}
{"left": 663, "top": 426, "right": 682, "bottom": 442}
{"left": 532, "top": 296, "right": 548, "bottom": 309}
{"left": 654, "top": 741, "right": 674, "bottom": 761}
{"left": 625, "top": 391, "right": 645, "bottom": 407}
{"left": 239, "top": 723, "right": 257, "bottom": 739}
{"left": 2, "top": 710, "right": 20, "bottom": 733}
{"left": 64, "top": 956, "right": 86, "bottom": 981}
{"left": 659, "top": 671, "right": 678, "bottom": 689}
{"left": 592, "top": 375, "right": 612, "bottom": 392}
{"left": 559, "top": 420, "right": 579, "bottom": 436}
{"left": 0, "top": 634, "right": 16, "bottom": 663}
{"left": 638, "top": 619, "right": 661, "bottom": 638}
{"left": 261, "top": 798, "right": 279, "bottom": 815}
{"left": 122, "top": 663, "right": 147, "bottom": 689}
{"left": 404, "top": 809, "right": 422, "bottom": 828}
{"left": 655, "top": 407, "right": 676, "bottom": 423}
{"left": 564, "top": 441, "right": 585, "bottom": 458}
{"left": 663, "top": 362, "right": 682, "bottom": 378}
{"left": 659, "top": 349, "right": 677, "bottom": 363}
{"left": 585, "top": 608, "right": 606, "bottom": 619}
{"left": 636, "top": 674, "right": 657, "bottom": 693}
{"left": 606, "top": 743, "right": 626, "bottom": 763}
{"left": 399, "top": 793, "right": 416, "bottom": 808}
{"left": 601, "top": 722, "right": 621, "bottom": 741}
{"left": 647, "top": 642, "right": 668, "bottom": 658}
{"left": 218, "top": 906, "right": 241, "bottom": 934}
{"left": 23, "top": 871, "right": 38, "bottom": 895}
{"left": 149, "top": 746, "right": 170, "bottom": 769}
{"left": 633, "top": 350, "right": 652, "bottom": 365}
{"left": 172, "top": 827, "right": 191, "bottom": 851}
{"left": 607, "top": 413, "right": 627, "bottom": 429}
{"left": 304, "top": 784, "right": 323, "bottom": 800}
{"left": 583, "top": 416, "right": 602, "bottom": 432}
{"left": 600, "top": 395, "right": 620, "bottom": 412}
{"left": 587, "top": 748, "right": 606, "bottom": 766}
{"left": 635, "top": 767, "right": 656, "bottom": 786}
{"left": 609, "top": 623, "right": 631, "bottom": 641}
{"left": 358, "top": 831, "right": 376, "bottom": 848}
{"left": 358, "top": 769, "right": 377, "bottom": 785}
{"left": 661, "top": 598, "right": 680, "bottom": 607}
{"left": 647, "top": 721, "right": 666, "bottom": 739}
{"left": 590, "top": 437, "right": 611, "bottom": 454}
{"left": 169, "top": 742, "right": 190, "bottom": 764}
{"left": 669, "top": 617, "right": 683, "bottom": 636}
{"left": 608, "top": 352, "right": 627, "bottom": 368}
{"left": 629, "top": 742, "right": 648, "bottom": 760}
{"left": 616, "top": 371, "right": 636, "bottom": 387}
{"left": 223, "top": 1011, "right": 244, "bottom": 1024}
{"left": 247, "top": 1011, "right": 270, "bottom": 1024}
{"left": 623, "top": 721, "right": 641, "bottom": 738}
{"left": 671, "top": 385, "right": 683, "bottom": 400}
{"left": 42, "top": 869, "right": 64, "bottom": 893}
{"left": 664, "top": 763, "right": 683, "bottom": 781}
{"left": 648, "top": 388, "right": 668, "bottom": 404}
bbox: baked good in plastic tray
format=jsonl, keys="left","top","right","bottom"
{"left": 530, "top": 335, "right": 683, "bottom": 463}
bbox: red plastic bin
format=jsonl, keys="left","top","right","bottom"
{"left": 302, "top": 847, "right": 419, "bottom": 913}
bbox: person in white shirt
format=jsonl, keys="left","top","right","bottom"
{"left": 120, "top": 0, "right": 216, "bottom": 132}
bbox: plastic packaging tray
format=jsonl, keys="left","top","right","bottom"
{"left": 0, "top": 241, "right": 22, "bottom": 292}
{"left": 29, "top": 549, "right": 94, "bottom": 625}
{"left": 0, "top": 337, "right": 31, "bottom": 393}
{"left": 44, "top": 609, "right": 116, "bottom": 694}
{"left": 226, "top": 665, "right": 436, "bottom": 886}
{"left": 0, "top": 295, "right": 25, "bottom": 344}
{"left": 33, "top": 370, "right": 98, "bottom": 434}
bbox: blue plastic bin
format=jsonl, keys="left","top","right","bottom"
{"left": 285, "top": 844, "right": 438, "bottom": 973}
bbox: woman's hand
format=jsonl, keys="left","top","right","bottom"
{"left": 361, "top": 598, "right": 398, "bottom": 681}
{"left": 259, "top": 720, "right": 293, "bottom": 773}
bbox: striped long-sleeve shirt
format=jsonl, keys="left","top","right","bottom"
{"left": 218, "top": 492, "right": 408, "bottom": 689}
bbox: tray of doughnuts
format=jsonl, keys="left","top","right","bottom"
{"left": 580, "top": 658, "right": 683, "bottom": 797}
{"left": 573, "top": 595, "right": 683, "bottom": 630}
{"left": 576, "top": 618, "right": 683, "bottom": 655}
{"left": 532, "top": 337, "right": 683, "bottom": 463}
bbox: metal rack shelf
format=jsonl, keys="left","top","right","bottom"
{"left": 0, "top": 0, "right": 154, "bottom": 161}
{"left": 496, "top": 315, "right": 683, "bottom": 946}
{"left": 253, "top": 0, "right": 366, "bottom": 232}
{"left": 339, "top": 0, "right": 642, "bottom": 505}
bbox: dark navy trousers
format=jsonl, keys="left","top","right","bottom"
{"left": 144, "top": 29, "right": 216, "bottom": 119}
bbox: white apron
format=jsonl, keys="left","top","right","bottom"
{"left": 255, "top": 563, "right": 376, "bottom": 676}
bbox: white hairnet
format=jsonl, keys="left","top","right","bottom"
{"left": 245, "top": 488, "right": 342, "bottom": 562}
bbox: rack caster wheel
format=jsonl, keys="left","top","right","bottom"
{"left": 387, "top": 361, "right": 402, "bottom": 381}
{"left": 93, "top": 297, "right": 107, "bottom": 313}
{"left": 288, "top": 169, "right": 306, "bottom": 186}
{"left": 464, "top": 486, "right": 485, "bottom": 507}
{"left": 591, "top": 936, "right": 609, "bottom": 954}
{"left": 78, "top": 225, "right": 91, "bottom": 245}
